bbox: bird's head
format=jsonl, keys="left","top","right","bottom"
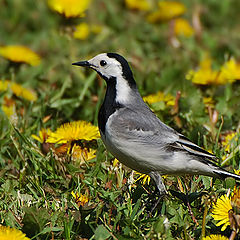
{"left": 73, "top": 53, "right": 141, "bottom": 105}
{"left": 72, "top": 53, "right": 136, "bottom": 88}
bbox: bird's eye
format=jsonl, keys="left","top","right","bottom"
{"left": 100, "top": 60, "right": 107, "bottom": 66}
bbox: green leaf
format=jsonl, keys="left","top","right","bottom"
{"left": 201, "top": 176, "right": 212, "bottom": 189}
{"left": 225, "top": 177, "right": 236, "bottom": 189}
{"left": 22, "top": 207, "right": 50, "bottom": 238}
{"left": 94, "top": 225, "right": 111, "bottom": 240}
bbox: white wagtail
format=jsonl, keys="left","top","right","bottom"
{"left": 73, "top": 53, "right": 240, "bottom": 196}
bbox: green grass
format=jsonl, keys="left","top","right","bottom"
{"left": 1, "top": 0, "right": 240, "bottom": 239}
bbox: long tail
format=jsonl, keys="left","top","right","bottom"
{"left": 213, "top": 169, "right": 240, "bottom": 181}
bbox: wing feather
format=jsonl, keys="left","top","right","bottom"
{"left": 176, "top": 135, "right": 217, "bottom": 161}
{"left": 110, "top": 107, "right": 217, "bottom": 163}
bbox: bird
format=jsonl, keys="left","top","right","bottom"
{"left": 72, "top": 53, "right": 240, "bottom": 197}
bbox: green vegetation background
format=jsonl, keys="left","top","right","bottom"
{"left": 1, "top": 0, "right": 240, "bottom": 239}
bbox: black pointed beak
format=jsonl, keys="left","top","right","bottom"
{"left": 72, "top": 61, "right": 90, "bottom": 67}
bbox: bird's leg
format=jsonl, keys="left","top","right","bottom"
{"left": 149, "top": 171, "right": 168, "bottom": 196}
{"left": 148, "top": 172, "right": 167, "bottom": 214}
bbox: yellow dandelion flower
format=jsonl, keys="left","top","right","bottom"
{"left": 73, "top": 23, "right": 90, "bottom": 40}
{"left": 221, "top": 132, "right": 238, "bottom": 152}
{"left": 47, "top": 120, "right": 100, "bottom": 144}
{"left": 0, "top": 225, "right": 30, "bottom": 240}
{"left": 125, "top": 0, "right": 151, "bottom": 11}
{"left": 0, "top": 80, "right": 37, "bottom": 101}
{"left": 10, "top": 82, "right": 37, "bottom": 101}
{"left": 186, "top": 55, "right": 228, "bottom": 85}
{"left": 143, "top": 91, "right": 175, "bottom": 106}
{"left": 71, "top": 191, "right": 89, "bottom": 207}
{"left": 234, "top": 169, "right": 240, "bottom": 175}
{"left": 203, "top": 97, "right": 215, "bottom": 108}
{"left": 220, "top": 58, "right": 240, "bottom": 83}
{"left": 2, "top": 104, "right": 15, "bottom": 118}
{"left": 0, "top": 80, "right": 9, "bottom": 91}
{"left": 1, "top": 97, "right": 17, "bottom": 124}
{"left": 202, "top": 235, "right": 228, "bottom": 240}
{"left": 147, "top": 1, "right": 186, "bottom": 23}
{"left": 212, "top": 194, "right": 232, "bottom": 231}
{"left": 0, "top": 45, "right": 41, "bottom": 66}
{"left": 174, "top": 18, "right": 194, "bottom": 37}
{"left": 112, "top": 158, "right": 119, "bottom": 167}
{"left": 200, "top": 54, "right": 212, "bottom": 69}
{"left": 134, "top": 171, "right": 151, "bottom": 185}
{"left": 32, "top": 128, "right": 53, "bottom": 143}
{"left": 48, "top": 0, "right": 91, "bottom": 18}
{"left": 71, "top": 144, "right": 96, "bottom": 162}
{"left": 163, "top": 94, "right": 175, "bottom": 106}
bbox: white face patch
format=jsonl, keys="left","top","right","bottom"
{"left": 115, "top": 75, "right": 131, "bottom": 104}
{"left": 88, "top": 53, "right": 123, "bottom": 79}
{"left": 88, "top": 53, "right": 131, "bottom": 104}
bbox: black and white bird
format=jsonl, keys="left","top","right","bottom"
{"left": 72, "top": 53, "right": 240, "bottom": 196}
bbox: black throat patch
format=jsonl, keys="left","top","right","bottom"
{"left": 98, "top": 76, "right": 123, "bottom": 134}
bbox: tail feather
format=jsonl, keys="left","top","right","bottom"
{"left": 213, "top": 169, "right": 240, "bottom": 182}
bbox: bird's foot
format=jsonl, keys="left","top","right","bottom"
{"left": 150, "top": 192, "right": 166, "bottom": 215}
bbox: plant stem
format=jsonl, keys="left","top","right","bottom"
{"left": 201, "top": 199, "right": 208, "bottom": 239}
{"left": 229, "top": 230, "right": 236, "bottom": 240}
